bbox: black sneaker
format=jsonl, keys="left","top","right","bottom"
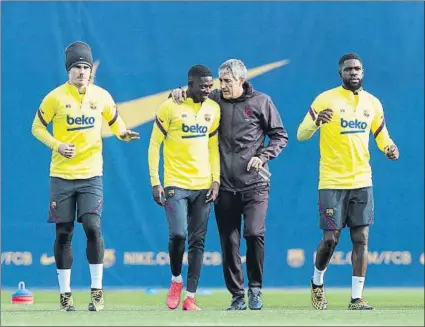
{"left": 60, "top": 292, "right": 76, "bottom": 311}
{"left": 88, "top": 288, "right": 104, "bottom": 311}
{"left": 348, "top": 298, "right": 375, "bottom": 310}
{"left": 248, "top": 288, "right": 263, "bottom": 310}
{"left": 226, "top": 295, "right": 247, "bottom": 310}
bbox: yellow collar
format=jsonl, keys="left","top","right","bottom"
{"left": 340, "top": 85, "right": 363, "bottom": 96}
{"left": 66, "top": 82, "right": 91, "bottom": 98}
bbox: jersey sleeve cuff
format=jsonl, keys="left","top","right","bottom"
{"left": 307, "top": 118, "right": 320, "bottom": 129}
{"left": 150, "top": 176, "right": 161, "bottom": 187}
{"left": 53, "top": 142, "right": 62, "bottom": 152}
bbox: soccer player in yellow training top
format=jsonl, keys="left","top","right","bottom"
{"left": 148, "top": 65, "right": 220, "bottom": 311}
{"left": 31, "top": 41, "right": 139, "bottom": 312}
{"left": 297, "top": 53, "right": 399, "bottom": 311}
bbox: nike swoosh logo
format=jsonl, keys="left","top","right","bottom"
{"left": 101, "top": 59, "right": 290, "bottom": 138}
{"left": 40, "top": 253, "right": 55, "bottom": 265}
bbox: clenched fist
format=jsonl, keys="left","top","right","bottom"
{"left": 315, "top": 109, "right": 334, "bottom": 127}
{"left": 58, "top": 143, "right": 76, "bottom": 159}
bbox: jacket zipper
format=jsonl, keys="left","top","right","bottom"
{"left": 230, "top": 103, "right": 237, "bottom": 194}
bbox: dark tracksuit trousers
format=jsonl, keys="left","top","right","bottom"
{"left": 165, "top": 187, "right": 210, "bottom": 293}
{"left": 214, "top": 185, "right": 269, "bottom": 297}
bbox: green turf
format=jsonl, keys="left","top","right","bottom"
{"left": 1, "top": 289, "right": 424, "bottom": 326}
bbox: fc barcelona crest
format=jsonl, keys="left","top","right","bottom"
{"left": 89, "top": 101, "right": 97, "bottom": 110}
{"left": 325, "top": 208, "right": 334, "bottom": 217}
{"left": 204, "top": 113, "right": 212, "bottom": 122}
{"left": 243, "top": 106, "right": 253, "bottom": 118}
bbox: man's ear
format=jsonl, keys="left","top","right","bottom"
{"left": 89, "top": 60, "right": 100, "bottom": 84}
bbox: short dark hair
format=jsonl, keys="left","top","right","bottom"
{"left": 338, "top": 53, "right": 362, "bottom": 67}
{"left": 188, "top": 65, "right": 212, "bottom": 79}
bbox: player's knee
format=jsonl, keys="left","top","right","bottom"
{"left": 350, "top": 226, "right": 369, "bottom": 247}
{"left": 169, "top": 224, "right": 187, "bottom": 240}
{"left": 170, "top": 231, "right": 187, "bottom": 241}
{"left": 55, "top": 222, "right": 74, "bottom": 246}
{"left": 323, "top": 230, "right": 340, "bottom": 248}
{"left": 81, "top": 214, "right": 102, "bottom": 241}
{"left": 323, "top": 236, "right": 339, "bottom": 250}
{"left": 352, "top": 234, "right": 368, "bottom": 247}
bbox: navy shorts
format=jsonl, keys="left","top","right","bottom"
{"left": 48, "top": 176, "right": 103, "bottom": 224}
{"left": 318, "top": 187, "right": 374, "bottom": 230}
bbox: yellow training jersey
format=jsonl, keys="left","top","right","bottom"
{"left": 297, "top": 86, "right": 394, "bottom": 190}
{"left": 148, "top": 97, "right": 220, "bottom": 190}
{"left": 31, "top": 82, "right": 127, "bottom": 180}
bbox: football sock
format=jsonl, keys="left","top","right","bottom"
{"left": 89, "top": 264, "right": 103, "bottom": 289}
{"left": 171, "top": 274, "right": 183, "bottom": 283}
{"left": 185, "top": 291, "right": 195, "bottom": 299}
{"left": 57, "top": 269, "right": 71, "bottom": 294}
{"left": 352, "top": 276, "right": 365, "bottom": 299}
{"left": 312, "top": 266, "right": 326, "bottom": 286}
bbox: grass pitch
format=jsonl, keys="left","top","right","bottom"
{"left": 1, "top": 288, "right": 424, "bottom": 326}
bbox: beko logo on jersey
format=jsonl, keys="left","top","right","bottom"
{"left": 67, "top": 115, "right": 96, "bottom": 131}
{"left": 340, "top": 118, "right": 367, "bottom": 134}
{"left": 181, "top": 123, "right": 207, "bottom": 138}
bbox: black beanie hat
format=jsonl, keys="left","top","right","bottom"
{"left": 65, "top": 41, "right": 93, "bottom": 72}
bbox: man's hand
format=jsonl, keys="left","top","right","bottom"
{"left": 384, "top": 144, "right": 399, "bottom": 160}
{"left": 58, "top": 143, "right": 76, "bottom": 159}
{"left": 315, "top": 109, "right": 334, "bottom": 126}
{"left": 247, "top": 156, "right": 263, "bottom": 172}
{"left": 171, "top": 88, "right": 187, "bottom": 104}
{"left": 152, "top": 185, "right": 166, "bottom": 206}
{"left": 206, "top": 181, "right": 220, "bottom": 203}
{"left": 120, "top": 130, "right": 140, "bottom": 142}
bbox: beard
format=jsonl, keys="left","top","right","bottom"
{"left": 342, "top": 77, "right": 363, "bottom": 92}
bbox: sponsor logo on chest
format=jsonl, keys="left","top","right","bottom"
{"left": 66, "top": 115, "right": 96, "bottom": 131}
